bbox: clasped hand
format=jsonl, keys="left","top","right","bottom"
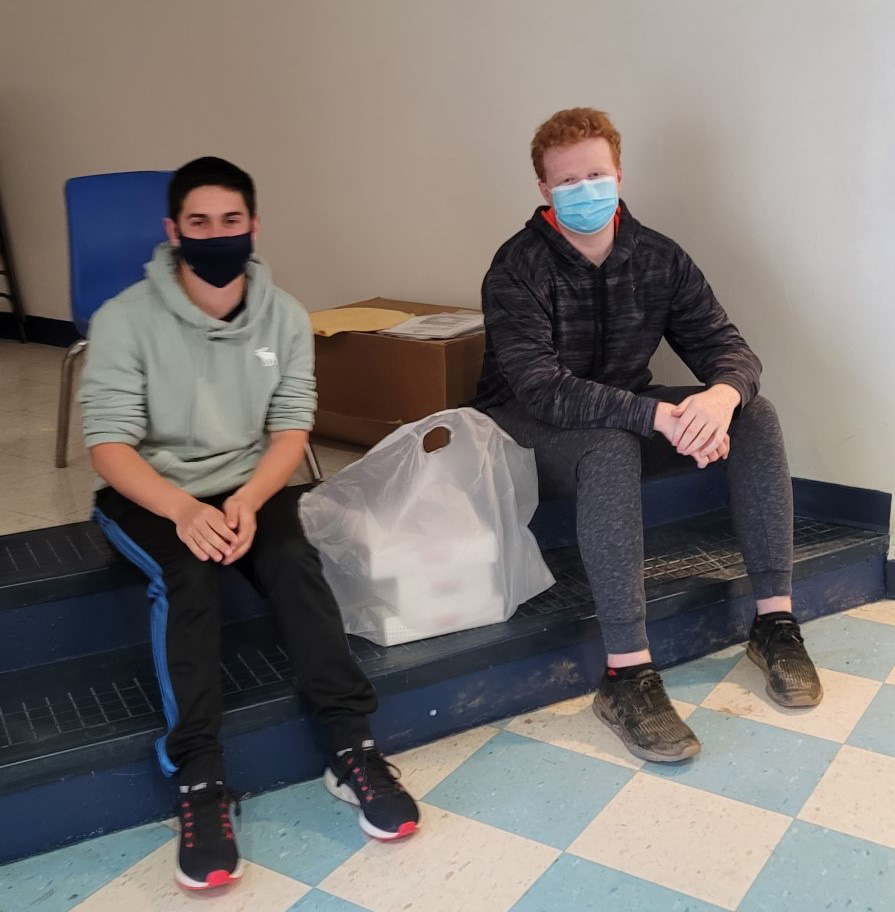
{"left": 172, "top": 493, "right": 257, "bottom": 565}
{"left": 654, "top": 385, "right": 741, "bottom": 469}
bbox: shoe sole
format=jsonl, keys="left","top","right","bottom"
{"left": 746, "top": 644, "right": 824, "bottom": 708}
{"left": 175, "top": 858, "right": 245, "bottom": 891}
{"left": 592, "top": 696, "right": 701, "bottom": 763}
{"left": 324, "top": 768, "right": 419, "bottom": 840}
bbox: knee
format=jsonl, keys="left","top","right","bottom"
{"left": 256, "top": 533, "right": 319, "bottom": 572}
{"left": 735, "top": 395, "right": 781, "bottom": 433}
{"left": 164, "top": 555, "right": 219, "bottom": 594}
{"left": 577, "top": 429, "right": 640, "bottom": 478}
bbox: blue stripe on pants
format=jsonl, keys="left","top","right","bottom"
{"left": 93, "top": 508, "right": 179, "bottom": 777}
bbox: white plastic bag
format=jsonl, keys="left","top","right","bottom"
{"left": 300, "top": 408, "right": 555, "bottom": 645}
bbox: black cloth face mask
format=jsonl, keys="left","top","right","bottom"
{"left": 178, "top": 232, "right": 253, "bottom": 288}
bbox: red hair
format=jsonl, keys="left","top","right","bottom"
{"left": 531, "top": 108, "right": 621, "bottom": 181}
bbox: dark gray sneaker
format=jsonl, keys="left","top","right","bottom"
{"left": 592, "top": 668, "right": 701, "bottom": 763}
{"left": 747, "top": 613, "right": 823, "bottom": 707}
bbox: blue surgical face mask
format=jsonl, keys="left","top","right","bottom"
{"left": 551, "top": 176, "right": 618, "bottom": 235}
{"left": 177, "top": 231, "right": 253, "bottom": 288}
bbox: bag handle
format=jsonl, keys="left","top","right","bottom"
{"left": 365, "top": 407, "right": 515, "bottom": 456}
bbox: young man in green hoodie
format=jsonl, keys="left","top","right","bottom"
{"left": 80, "top": 157, "right": 419, "bottom": 891}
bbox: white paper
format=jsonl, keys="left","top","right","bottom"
{"left": 381, "top": 312, "right": 484, "bottom": 339}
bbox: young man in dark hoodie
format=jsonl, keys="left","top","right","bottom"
{"left": 80, "top": 158, "right": 419, "bottom": 891}
{"left": 474, "top": 109, "right": 823, "bottom": 763}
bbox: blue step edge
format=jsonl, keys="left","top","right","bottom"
{"left": 0, "top": 544, "right": 885, "bottom": 865}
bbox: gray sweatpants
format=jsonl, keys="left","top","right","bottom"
{"left": 488, "top": 387, "right": 793, "bottom": 654}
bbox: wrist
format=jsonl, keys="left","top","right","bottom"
{"left": 164, "top": 490, "right": 196, "bottom": 523}
{"left": 653, "top": 401, "right": 673, "bottom": 430}
{"left": 712, "top": 383, "right": 742, "bottom": 408}
{"left": 232, "top": 485, "right": 262, "bottom": 513}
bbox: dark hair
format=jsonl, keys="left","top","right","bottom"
{"left": 167, "top": 156, "right": 256, "bottom": 220}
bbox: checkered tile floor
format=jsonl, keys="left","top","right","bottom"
{"left": 3, "top": 601, "right": 895, "bottom": 912}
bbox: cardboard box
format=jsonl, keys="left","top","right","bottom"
{"left": 313, "top": 297, "right": 486, "bottom": 446}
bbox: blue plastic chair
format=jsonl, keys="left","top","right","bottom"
{"left": 55, "top": 171, "right": 172, "bottom": 467}
{"left": 54, "top": 171, "right": 322, "bottom": 481}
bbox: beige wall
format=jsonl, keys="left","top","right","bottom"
{"left": 2, "top": 0, "right": 894, "bottom": 531}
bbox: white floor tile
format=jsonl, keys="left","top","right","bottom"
{"left": 0, "top": 339, "right": 65, "bottom": 373}
{"left": 504, "top": 692, "right": 696, "bottom": 771}
{"left": 0, "top": 461, "right": 96, "bottom": 520}
{"left": 0, "top": 409, "right": 86, "bottom": 466}
{"left": 701, "top": 655, "right": 880, "bottom": 743}
{"left": 390, "top": 725, "right": 500, "bottom": 798}
{"left": 0, "top": 379, "right": 62, "bottom": 417}
{"left": 887, "top": 666, "right": 895, "bottom": 686}
{"left": 313, "top": 441, "right": 366, "bottom": 477}
{"left": 847, "top": 600, "right": 895, "bottom": 626}
{"left": 798, "top": 745, "right": 895, "bottom": 848}
{"left": 0, "top": 507, "right": 54, "bottom": 535}
{"left": 319, "top": 804, "right": 559, "bottom": 912}
{"left": 569, "top": 773, "right": 791, "bottom": 910}
{"left": 0, "top": 450, "right": 59, "bottom": 483}
{"left": 70, "top": 841, "right": 310, "bottom": 912}
{"left": 0, "top": 340, "right": 65, "bottom": 394}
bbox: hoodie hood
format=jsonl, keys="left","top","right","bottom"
{"left": 145, "top": 242, "right": 275, "bottom": 339}
{"left": 526, "top": 199, "right": 639, "bottom": 273}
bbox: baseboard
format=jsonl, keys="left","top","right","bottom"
{"left": 792, "top": 478, "right": 892, "bottom": 533}
{"left": 0, "top": 312, "right": 79, "bottom": 347}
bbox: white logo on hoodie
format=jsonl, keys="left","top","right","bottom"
{"left": 254, "top": 347, "right": 278, "bottom": 368}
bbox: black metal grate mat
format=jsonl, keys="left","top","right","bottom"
{"left": 0, "top": 638, "right": 294, "bottom": 755}
{"left": 0, "top": 512, "right": 880, "bottom": 762}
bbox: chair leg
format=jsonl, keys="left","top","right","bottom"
{"left": 305, "top": 439, "right": 323, "bottom": 482}
{"left": 55, "top": 340, "right": 88, "bottom": 468}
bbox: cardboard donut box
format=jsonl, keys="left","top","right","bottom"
{"left": 312, "top": 297, "right": 487, "bottom": 447}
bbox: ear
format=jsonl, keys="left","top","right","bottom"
{"left": 538, "top": 180, "right": 552, "bottom": 207}
{"left": 164, "top": 217, "right": 179, "bottom": 247}
{"left": 616, "top": 163, "right": 623, "bottom": 193}
{"left": 250, "top": 213, "right": 260, "bottom": 240}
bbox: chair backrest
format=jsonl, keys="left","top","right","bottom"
{"left": 65, "top": 171, "right": 172, "bottom": 337}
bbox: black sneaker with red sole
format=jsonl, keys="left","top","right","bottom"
{"left": 325, "top": 741, "right": 420, "bottom": 840}
{"left": 175, "top": 781, "right": 243, "bottom": 890}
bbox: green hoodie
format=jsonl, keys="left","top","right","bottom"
{"left": 79, "top": 243, "right": 316, "bottom": 497}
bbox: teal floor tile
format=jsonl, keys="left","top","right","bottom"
{"left": 511, "top": 854, "right": 724, "bottom": 912}
{"left": 740, "top": 821, "right": 895, "bottom": 912}
{"left": 288, "top": 890, "right": 372, "bottom": 912}
{"left": 847, "top": 683, "right": 895, "bottom": 758}
{"left": 424, "top": 729, "right": 633, "bottom": 849}
{"left": 802, "top": 613, "right": 895, "bottom": 680}
{"left": 0, "top": 823, "right": 173, "bottom": 912}
{"left": 642, "top": 706, "right": 839, "bottom": 814}
{"left": 660, "top": 649, "right": 744, "bottom": 705}
{"left": 239, "top": 778, "right": 367, "bottom": 886}
{"left": 490, "top": 714, "right": 516, "bottom": 729}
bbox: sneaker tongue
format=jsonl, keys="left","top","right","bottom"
{"left": 759, "top": 611, "right": 798, "bottom": 625}
{"left": 179, "top": 780, "right": 224, "bottom": 795}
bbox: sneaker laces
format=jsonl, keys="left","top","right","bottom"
{"left": 614, "top": 670, "right": 671, "bottom": 716}
{"left": 765, "top": 617, "right": 805, "bottom": 648}
{"left": 338, "top": 748, "right": 406, "bottom": 800}
{"left": 180, "top": 785, "right": 241, "bottom": 849}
